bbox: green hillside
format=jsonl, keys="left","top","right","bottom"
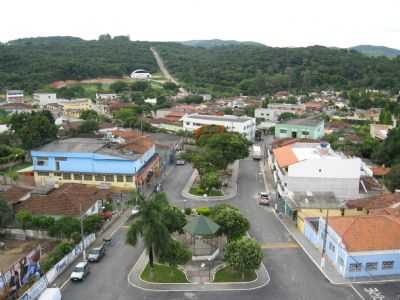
{"left": 351, "top": 45, "right": 400, "bottom": 58}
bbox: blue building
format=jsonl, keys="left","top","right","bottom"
{"left": 304, "top": 214, "right": 400, "bottom": 278}
{"left": 31, "top": 136, "right": 159, "bottom": 191}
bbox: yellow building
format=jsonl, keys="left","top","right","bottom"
{"left": 281, "top": 191, "right": 367, "bottom": 233}
{"left": 297, "top": 208, "right": 365, "bottom": 233}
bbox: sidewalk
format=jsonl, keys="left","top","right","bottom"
{"left": 181, "top": 161, "right": 239, "bottom": 201}
{"left": 128, "top": 250, "right": 270, "bottom": 292}
{"left": 261, "top": 157, "right": 400, "bottom": 285}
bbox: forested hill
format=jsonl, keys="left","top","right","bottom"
{"left": 1, "top": 36, "right": 400, "bottom": 96}
{"left": 351, "top": 45, "right": 400, "bottom": 58}
{"left": 156, "top": 44, "right": 400, "bottom": 96}
{"left": 0, "top": 36, "right": 158, "bottom": 92}
{"left": 180, "top": 39, "right": 265, "bottom": 48}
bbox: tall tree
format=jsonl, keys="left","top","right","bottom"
{"left": 0, "top": 198, "right": 14, "bottom": 228}
{"left": 126, "top": 193, "right": 171, "bottom": 267}
{"left": 224, "top": 238, "right": 263, "bottom": 279}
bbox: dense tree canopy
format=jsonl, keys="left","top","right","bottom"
{"left": 2, "top": 37, "right": 400, "bottom": 96}
{"left": 0, "top": 37, "right": 158, "bottom": 92}
{"left": 8, "top": 111, "right": 57, "bottom": 149}
{"left": 224, "top": 237, "right": 263, "bottom": 278}
{"left": 157, "top": 44, "right": 400, "bottom": 96}
{"left": 0, "top": 197, "right": 14, "bottom": 228}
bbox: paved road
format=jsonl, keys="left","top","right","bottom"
{"left": 354, "top": 282, "right": 400, "bottom": 299}
{"left": 61, "top": 152, "right": 360, "bottom": 299}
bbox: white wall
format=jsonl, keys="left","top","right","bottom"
{"left": 182, "top": 115, "right": 256, "bottom": 140}
{"left": 34, "top": 93, "right": 57, "bottom": 106}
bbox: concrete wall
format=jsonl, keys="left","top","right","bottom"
{"left": 344, "top": 251, "right": 400, "bottom": 278}
{"left": 275, "top": 121, "right": 324, "bottom": 139}
{"left": 182, "top": 116, "right": 256, "bottom": 140}
{"left": 286, "top": 177, "right": 359, "bottom": 200}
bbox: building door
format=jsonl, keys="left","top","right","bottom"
{"left": 292, "top": 131, "right": 297, "bottom": 138}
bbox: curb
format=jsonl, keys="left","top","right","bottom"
{"left": 127, "top": 250, "right": 270, "bottom": 292}
{"left": 261, "top": 161, "right": 400, "bottom": 286}
{"left": 181, "top": 161, "right": 239, "bottom": 202}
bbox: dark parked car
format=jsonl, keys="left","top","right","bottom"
{"left": 87, "top": 244, "right": 106, "bottom": 262}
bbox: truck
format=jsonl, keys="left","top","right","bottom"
{"left": 252, "top": 145, "right": 262, "bottom": 160}
{"left": 38, "top": 288, "right": 62, "bottom": 300}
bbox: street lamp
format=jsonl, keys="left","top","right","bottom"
{"left": 79, "top": 204, "right": 86, "bottom": 261}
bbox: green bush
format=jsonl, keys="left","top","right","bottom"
{"left": 0, "top": 145, "right": 25, "bottom": 164}
{"left": 83, "top": 214, "right": 104, "bottom": 234}
{"left": 184, "top": 207, "right": 192, "bottom": 215}
{"left": 196, "top": 207, "right": 211, "bottom": 216}
{"left": 41, "top": 241, "right": 74, "bottom": 272}
{"left": 189, "top": 186, "right": 206, "bottom": 196}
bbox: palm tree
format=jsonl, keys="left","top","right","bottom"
{"left": 126, "top": 192, "right": 171, "bottom": 267}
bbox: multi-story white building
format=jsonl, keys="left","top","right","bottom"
{"left": 270, "top": 141, "right": 372, "bottom": 200}
{"left": 6, "top": 90, "right": 24, "bottom": 103}
{"left": 182, "top": 113, "right": 256, "bottom": 140}
{"left": 255, "top": 103, "right": 305, "bottom": 122}
{"left": 33, "top": 93, "right": 58, "bottom": 106}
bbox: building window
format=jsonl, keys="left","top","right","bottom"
{"left": 105, "top": 175, "right": 114, "bottom": 182}
{"left": 328, "top": 242, "right": 335, "bottom": 253}
{"left": 54, "top": 172, "right": 61, "bottom": 177}
{"left": 349, "top": 263, "right": 362, "bottom": 272}
{"left": 84, "top": 174, "right": 93, "bottom": 181}
{"left": 55, "top": 161, "right": 60, "bottom": 171}
{"left": 116, "top": 175, "right": 124, "bottom": 182}
{"left": 338, "top": 257, "right": 344, "bottom": 266}
{"left": 95, "top": 175, "right": 104, "bottom": 182}
{"left": 36, "top": 159, "right": 47, "bottom": 166}
{"left": 382, "top": 261, "right": 394, "bottom": 270}
{"left": 186, "top": 122, "right": 191, "bottom": 126}
{"left": 38, "top": 171, "right": 49, "bottom": 176}
{"left": 74, "top": 174, "right": 82, "bottom": 180}
{"left": 280, "top": 129, "right": 287, "bottom": 134}
{"left": 366, "top": 262, "right": 378, "bottom": 271}
{"left": 125, "top": 175, "right": 133, "bottom": 182}
{"left": 63, "top": 173, "right": 71, "bottom": 180}
{"left": 302, "top": 131, "right": 309, "bottom": 136}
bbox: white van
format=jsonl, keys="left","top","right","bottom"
{"left": 38, "top": 288, "right": 62, "bottom": 300}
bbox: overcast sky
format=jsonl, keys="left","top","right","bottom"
{"left": 1, "top": 0, "right": 399, "bottom": 49}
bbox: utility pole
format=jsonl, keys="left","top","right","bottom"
{"left": 80, "top": 204, "right": 86, "bottom": 261}
{"left": 320, "top": 209, "right": 329, "bottom": 269}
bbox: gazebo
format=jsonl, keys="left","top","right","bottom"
{"left": 183, "top": 215, "right": 220, "bottom": 259}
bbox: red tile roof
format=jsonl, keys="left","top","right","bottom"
{"left": 328, "top": 215, "right": 400, "bottom": 252}
{"left": 112, "top": 129, "right": 154, "bottom": 154}
{"left": 0, "top": 186, "right": 32, "bottom": 205}
{"left": 371, "top": 166, "right": 391, "bottom": 176}
{"left": 15, "top": 184, "right": 111, "bottom": 217}
{"left": 272, "top": 145, "right": 298, "bottom": 168}
{"left": 346, "top": 193, "right": 400, "bottom": 210}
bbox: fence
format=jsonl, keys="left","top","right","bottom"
{"left": 18, "top": 233, "right": 96, "bottom": 300}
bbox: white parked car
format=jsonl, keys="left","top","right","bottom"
{"left": 131, "top": 206, "right": 140, "bottom": 216}
{"left": 70, "top": 261, "right": 89, "bottom": 281}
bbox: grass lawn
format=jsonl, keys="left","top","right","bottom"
{"left": 214, "top": 266, "right": 257, "bottom": 282}
{"left": 141, "top": 263, "right": 189, "bottom": 283}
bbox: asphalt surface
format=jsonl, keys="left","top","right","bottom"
{"left": 61, "top": 141, "right": 361, "bottom": 299}
{"left": 353, "top": 282, "right": 400, "bottom": 299}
